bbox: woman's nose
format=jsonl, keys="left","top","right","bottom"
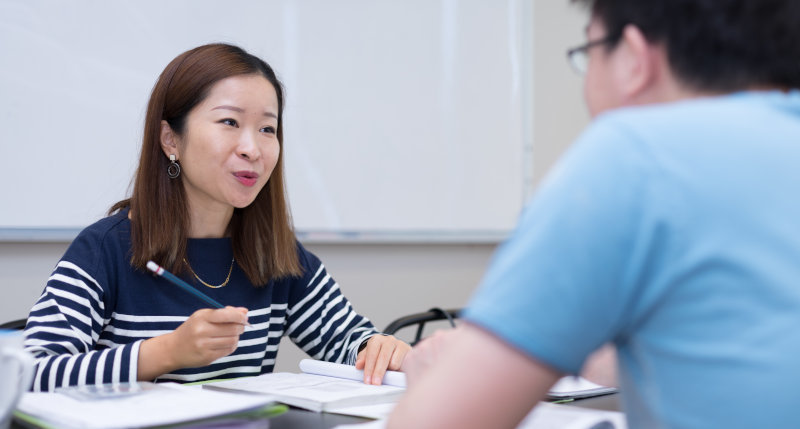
{"left": 238, "top": 132, "right": 260, "bottom": 161}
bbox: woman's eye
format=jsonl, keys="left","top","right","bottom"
{"left": 261, "top": 126, "right": 276, "bottom": 134}
{"left": 220, "top": 118, "right": 238, "bottom": 127}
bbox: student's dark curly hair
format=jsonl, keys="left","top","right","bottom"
{"left": 573, "top": 0, "right": 800, "bottom": 92}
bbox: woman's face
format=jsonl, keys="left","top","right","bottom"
{"left": 168, "top": 74, "right": 280, "bottom": 216}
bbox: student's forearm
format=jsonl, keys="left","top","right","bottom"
{"left": 580, "top": 343, "right": 618, "bottom": 387}
{"left": 388, "top": 324, "right": 561, "bottom": 429}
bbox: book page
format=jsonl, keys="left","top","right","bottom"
{"left": 299, "top": 359, "right": 407, "bottom": 387}
{"left": 207, "top": 372, "right": 404, "bottom": 411}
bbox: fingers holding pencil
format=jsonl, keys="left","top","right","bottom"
{"left": 169, "top": 307, "right": 250, "bottom": 367}
{"left": 205, "top": 305, "right": 250, "bottom": 331}
{"left": 144, "top": 260, "right": 252, "bottom": 368}
{"left": 139, "top": 306, "right": 250, "bottom": 378}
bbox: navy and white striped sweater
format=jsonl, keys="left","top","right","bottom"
{"left": 23, "top": 210, "right": 378, "bottom": 391}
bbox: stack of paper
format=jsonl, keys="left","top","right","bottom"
{"left": 16, "top": 383, "right": 277, "bottom": 429}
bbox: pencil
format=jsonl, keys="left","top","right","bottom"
{"left": 146, "top": 260, "right": 252, "bottom": 329}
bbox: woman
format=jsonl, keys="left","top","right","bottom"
{"left": 23, "top": 43, "right": 409, "bottom": 391}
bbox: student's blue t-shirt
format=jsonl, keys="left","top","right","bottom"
{"left": 464, "top": 91, "right": 800, "bottom": 429}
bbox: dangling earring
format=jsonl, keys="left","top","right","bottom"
{"left": 167, "top": 154, "right": 181, "bottom": 179}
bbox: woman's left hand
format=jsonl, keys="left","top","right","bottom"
{"left": 355, "top": 335, "right": 411, "bottom": 385}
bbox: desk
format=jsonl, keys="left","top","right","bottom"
{"left": 269, "top": 408, "right": 370, "bottom": 428}
{"left": 243, "top": 395, "right": 621, "bottom": 428}
{"left": 12, "top": 394, "right": 621, "bottom": 429}
{"left": 262, "top": 395, "right": 621, "bottom": 428}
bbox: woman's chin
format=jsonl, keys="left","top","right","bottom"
{"left": 232, "top": 196, "right": 259, "bottom": 209}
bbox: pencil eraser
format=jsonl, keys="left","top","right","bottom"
{"left": 146, "top": 261, "right": 160, "bottom": 273}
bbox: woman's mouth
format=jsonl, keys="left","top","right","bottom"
{"left": 233, "top": 171, "right": 259, "bottom": 187}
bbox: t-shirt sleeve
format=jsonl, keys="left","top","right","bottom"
{"left": 285, "top": 243, "right": 379, "bottom": 365}
{"left": 463, "top": 117, "right": 654, "bottom": 374}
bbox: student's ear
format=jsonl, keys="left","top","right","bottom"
{"left": 613, "top": 24, "right": 659, "bottom": 102}
{"left": 160, "top": 120, "right": 179, "bottom": 159}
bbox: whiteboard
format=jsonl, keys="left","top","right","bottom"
{"left": 0, "top": 0, "right": 533, "bottom": 241}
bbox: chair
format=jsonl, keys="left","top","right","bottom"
{"left": 383, "top": 308, "right": 461, "bottom": 346}
{"left": 0, "top": 318, "right": 27, "bottom": 330}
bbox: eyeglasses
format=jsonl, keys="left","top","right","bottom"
{"left": 566, "top": 36, "right": 615, "bottom": 75}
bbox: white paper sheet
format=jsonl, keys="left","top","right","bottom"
{"left": 299, "top": 359, "right": 407, "bottom": 388}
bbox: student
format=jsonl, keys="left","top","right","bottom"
{"left": 23, "top": 43, "right": 409, "bottom": 391}
{"left": 389, "top": 0, "right": 800, "bottom": 428}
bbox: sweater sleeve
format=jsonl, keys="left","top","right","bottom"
{"left": 22, "top": 223, "right": 141, "bottom": 392}
{"left": 285, "top": 245, "right": 379, "bottom": 365}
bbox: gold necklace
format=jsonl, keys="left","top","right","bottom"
{"left": 183, "top": 257, "right": 234, "bottom": 289}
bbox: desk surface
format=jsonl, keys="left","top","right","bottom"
{"left": 269, "top": 408, "right": 371, "bottom": 428}
{"left": 12, "top": 394, "right": 621, "bottom": 429}
{"left": 266, "top": 394, "right": 622, "bottom": 429}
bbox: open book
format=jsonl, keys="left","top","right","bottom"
{"left": 204, "top": 359, "right": 616, "bottom": 415}
{"left": 299, "top": 359, "right": 616, "bottom": 400}
{"left": 205, "top": 359, "right": 405, "bottom": 412}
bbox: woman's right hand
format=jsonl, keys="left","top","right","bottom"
{"left": 138, "top": 306, "right": 248, "bottom": 380}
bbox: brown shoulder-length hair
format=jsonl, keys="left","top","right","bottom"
{"left": 110, "top": 43, "right": 301, "bottom": 285}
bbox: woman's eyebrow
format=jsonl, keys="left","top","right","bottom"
{"left": 212, "top": 105, "right": 277, "bottom": 118}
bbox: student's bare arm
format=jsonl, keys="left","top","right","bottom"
{"left": 388, "top": 323, "right": 561, "bottom": 429}
{"left": 580, "top": 343, "right": 618, "bottom": 388}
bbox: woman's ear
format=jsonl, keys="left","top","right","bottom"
{"left": 160, "top": 120, "right": 179, "bottom": 158}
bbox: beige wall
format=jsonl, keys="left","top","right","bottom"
{"left": 533, "top": 1, "right": 590, "bottom": 186}
{"left": 0, "top": 2, "right": 590, "bottom": 373}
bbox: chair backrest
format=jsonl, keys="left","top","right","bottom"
{"left": 0, "top": 318, "right": 27, "bottom": 330}
{"left": 383, "top": 308, "right": 461, "bottom": 346}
